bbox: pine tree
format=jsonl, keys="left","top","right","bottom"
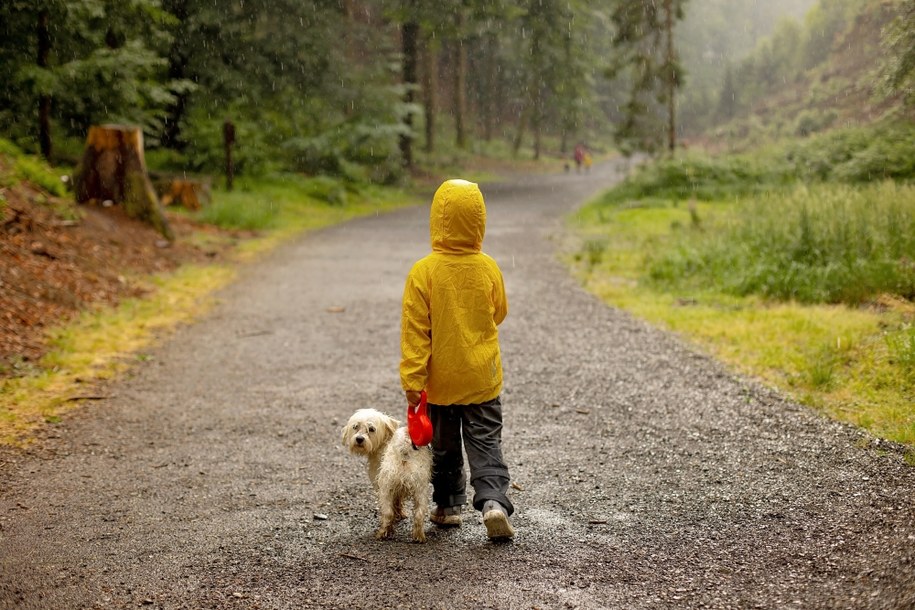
{"left": 608, "top": 0, "right": 687, "bottom": 155}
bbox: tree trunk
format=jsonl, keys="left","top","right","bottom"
{"left": 665, "top": 0, "right": 677, "bottom": 154}
{"left": 158, "top": 178, "right": 211, "bottom": 210}
{"left": 37, "top": 10, "right": 52, "bottom": 161}
{"left": 512, "top": 106, "right": 528, "bottom": 157}
{"left": 532, "top": 95, "right": 542, "bottom": 161}
{"left": 421, "top": 32, "right": 437, "bottom": 154}
{"left": 223, "top": 119, "right": 235, "bottom": 191}
{"left": 453, "top": 9, "right": 468, "bottom": 150}
{"left": 400, "top": 20, "right": 419, "bottom": 170}
{"left": 74, "top": 125, "right": 174, "bottom": 241}
{"left": 482, "top": 34, "right": 498, "bottom": 142}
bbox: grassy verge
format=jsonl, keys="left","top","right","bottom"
{"left": 569, "top": 158, "right": 915, "bottom": 460}
{"left": 0, "top": 174, "right": 418, "bottom": 447}
{"left": 0, "top": 266, "right": 233, "bottom": 444}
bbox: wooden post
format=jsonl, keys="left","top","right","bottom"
{"left": 223, "top": 119, "right": 235, "bottom": 192}
{"left": 73, "top": 124, "right": 174, "bottom": 241}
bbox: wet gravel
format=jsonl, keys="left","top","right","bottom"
{"left": 1, "top": 162, "right": 914, "bottom": 609}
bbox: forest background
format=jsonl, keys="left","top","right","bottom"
{"left": 1, "top": 0, "right": 914, "bottom": 450}
{"left": 4, "top": 0, "right": 899, "bottom": 175}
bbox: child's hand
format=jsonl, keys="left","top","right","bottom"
{"left": 405, "top": 390, "right": 422, "bottom": 411}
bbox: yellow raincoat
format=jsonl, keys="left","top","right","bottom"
{"left": 400, "top": 179, "right": 507, "bottom": 406}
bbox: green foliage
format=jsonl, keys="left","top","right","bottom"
{"left": 607, "top": 0, "right": 689, "bottom": 153}
{"left": 677, "top": 0, "right": 818, "bottom": 131}
{"left": 178, "top": 110, "right": 272, "bottom": 177}
{"left": 603, "top": 120, "right": 915, "bottom": 207}
{"left": 680, "top": 0, "right": 878, "bottom": 134}
{"left": 786, "top": 121, "right": 915, "bottom": 182}
{"left": 646, "top": 182, "right": 915, "bottom": 304}
{"left": 192, "top": 173, "right": 411, "bottom": 235}
{"left": 885, "top": 324, "right": 915, "bottom": 379}
{"left": 302, "top": 176, "right": 349, "bottom": 207}
{"left": 879, "top": 0, "right": 915, "bottom": 106}
{"left": 593, "top": 117, "right": 915, "bottom": 306}
{"left": 0, "top": 138, "right": 66, "bottom": 196}
{"left": 600, "top": 153, "right": 791, "bottom": 203}
{"left": 801, "top": 0, "right": 863, "bottom": 69}
{"left": 196, "top": 193, "right": 279, "bottom": 232}
{"left": 793, "top": 109, "right": 837, "bottom": 137}
{"left": 0, "top": 0, "right": 184, "bottom": 151}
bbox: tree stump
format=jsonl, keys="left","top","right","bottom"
{"left": 159, "top": 178, "right": 211, "bottom": 210}
{"left": 73, "top": 125, "right": 174, "bottom": 241}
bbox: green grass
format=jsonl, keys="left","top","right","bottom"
{"left": 0, "top": 138, "right": 69, "bottom": 197}
{"left": 646, "top": 182, "right": 915, "bottom": 304}
{"left": 194, "top": 173, "right": 412, "bottom": 234}
{"left": 570, "top": 167, "right": 915, "bottom": 454}
{"left": 1, "top": 266, "right": 235, "bottom": 445}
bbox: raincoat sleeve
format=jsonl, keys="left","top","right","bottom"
{"left": 400, "top": 265, "right": 432, "bottom": 392}
{"left": 493, "top": 265, "right": 508, "bottom": 326}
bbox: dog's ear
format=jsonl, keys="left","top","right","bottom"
{"left": 341, "top": 421, "right": 353, "bottom": 446}
{"left": 381, "top": 413, "right": 399, "bottom": 441}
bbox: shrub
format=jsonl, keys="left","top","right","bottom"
{"left": 787, "top": 121, "right": 915, "bottom": 182}
{"left": 602, "top": 153, "right": 791, "bottom": 204}
{"left": 794, "top": 109, "right": 837, "bottom": 137}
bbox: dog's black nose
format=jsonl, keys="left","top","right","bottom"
{"left": 355, "top": 436, "right": 364, "bottom": 445}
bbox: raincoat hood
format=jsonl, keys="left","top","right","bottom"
{"left": 430, "top": 179, "right": 486, "bottom": 254}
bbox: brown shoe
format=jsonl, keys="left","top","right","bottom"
{"left": 430, "top": 505, "right": 462, "bottom": 527}
{"left": 482, "top": 501, "right": 514, "bottom": 540}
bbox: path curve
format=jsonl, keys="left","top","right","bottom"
{"left": 1, "top": 162, "right": 914, "bottom": 609}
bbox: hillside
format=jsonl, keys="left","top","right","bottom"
{"left": 699, "top": 0, "right": 913, "bottom": 150}
{"left": 0, "top": 144, "right": 230, "bottom": 377}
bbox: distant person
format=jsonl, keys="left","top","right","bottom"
{"left": 400, "top": 179, "right": 515, "bottom": 540}
{"left": 583, "top": 150, "right": 593, "bottom": 173}
{"left": 574, "top": 143, "right": 585, "bottom": 173}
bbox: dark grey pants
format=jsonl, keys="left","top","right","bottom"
{"left": 428, "top": 396, "right": 514, "bottom": 515}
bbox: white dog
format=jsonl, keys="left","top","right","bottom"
{"left": 341, "top": 408, "right": 432, "bottom": 543}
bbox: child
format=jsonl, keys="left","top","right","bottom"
{"left": 400, "top": 179, "right": 514, "bottom": 540}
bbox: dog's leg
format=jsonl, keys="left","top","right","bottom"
{"left": 375, "top": 488, "right": 396, "bottom": 540}
{"left": 411, "top": 491, "right": 429, "bottom": 543}
{"left": 393, "top": 496, "right": 406, "bottom": 522}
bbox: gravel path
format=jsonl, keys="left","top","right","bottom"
{"left": 1, "top": 162, "right": 913, "bottom": 610}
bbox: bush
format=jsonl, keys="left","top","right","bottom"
{"left": 602, "top": 152, "right": 791, "bottom": 204}
{"left": 787, "top": 121, "right": 915, "bottom": 182}
{"left": 794, "top": 109, "right": 837, "bottom": 137}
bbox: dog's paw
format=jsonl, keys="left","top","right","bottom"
{"left": 412, "top": 524, "right": 427, "bottom": 543}
{"left": 375, "top": 525, "right": 394, "bottom": 540}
